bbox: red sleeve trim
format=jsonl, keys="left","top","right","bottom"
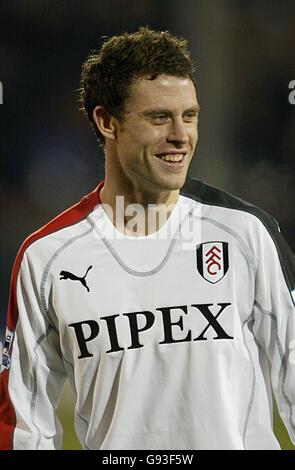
{"left": 0, "top": 182, "right": 103, "bottom": 449}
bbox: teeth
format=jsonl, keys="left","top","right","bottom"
{"left": 159, "top": 154, "right": 184, "bottom": 162}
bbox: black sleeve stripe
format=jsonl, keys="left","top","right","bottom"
{"left": 181, "top": 178, "right": 295, "bottom": 297}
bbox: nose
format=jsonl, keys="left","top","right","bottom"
{"left": 166, "top": 119, "right": 189, "bottom": 145}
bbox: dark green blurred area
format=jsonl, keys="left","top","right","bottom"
{"left": 56, "top": 386, "right": 295, "bottom": 450}
{"left": 274, "top": 411, "right": 295, "bottom": 450}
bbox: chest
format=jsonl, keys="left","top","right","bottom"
{"left": 48, "top": 237, "right": 254, "bottom": 360}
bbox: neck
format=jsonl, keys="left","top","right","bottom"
{"left": 99, "top": 176, "right": 180, "bottom": 237}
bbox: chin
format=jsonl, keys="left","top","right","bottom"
{"left": 157, "top": 174, "right": 187, "bottom": 192}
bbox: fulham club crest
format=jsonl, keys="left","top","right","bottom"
{"left": 196, "top": 242, "right": 229, "bottom": 284}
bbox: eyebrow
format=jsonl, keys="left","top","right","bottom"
{"left": 142, "top": 104, "right": 200, "bottom": 118}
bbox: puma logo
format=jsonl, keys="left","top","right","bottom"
{"left": 60, "top": 266, "right": 93, "bottom": 292}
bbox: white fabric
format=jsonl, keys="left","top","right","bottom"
{"left": 5, "top": 193, "right": 295, "bottom": 449}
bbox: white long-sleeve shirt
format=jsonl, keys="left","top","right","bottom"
{"left": 1, "top": 178, "right": 295, "bottom": 450}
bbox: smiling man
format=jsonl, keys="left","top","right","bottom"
{"left": 0, "top": 27, "right": 295, "bottom": 450}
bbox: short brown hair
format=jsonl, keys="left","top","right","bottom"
{"left": 79, "top": 26, "right": 196, "bottom": 144}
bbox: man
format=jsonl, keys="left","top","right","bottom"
{"left": 0, "top": 27, "right": 294, "bottom": 450}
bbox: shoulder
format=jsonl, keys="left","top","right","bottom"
{"left": 182, "top": 177, "right": 295, "bottom": 294}
{"left": 181, "top": 177, "right": 279, "bottom": 235}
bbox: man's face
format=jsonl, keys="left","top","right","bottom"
{"left": 112, "top": 74, "right": 199, "bottom": 193}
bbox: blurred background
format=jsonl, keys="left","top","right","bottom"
{"left": 0, "top": 0, "right": 294, "bottom": 450}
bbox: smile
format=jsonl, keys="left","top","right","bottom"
{"left": 156, "top": 153, "right": 185, "bottom": 163}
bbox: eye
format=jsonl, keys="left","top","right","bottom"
{"left": 152, "top": 114, "right": 169, "bottom": 123}
{"left": 184, "top": 112, "right": 198, "bottom": 122}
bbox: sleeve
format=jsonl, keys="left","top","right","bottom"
{"left": 0, "top": 250, "right": 67, "bottom": 450}
{"left": 252, "top": 216, "right": 295, "bottom": 444}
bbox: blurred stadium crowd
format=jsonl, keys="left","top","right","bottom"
{"left": 0, "top": 2, "right": 294, "bottom": 445}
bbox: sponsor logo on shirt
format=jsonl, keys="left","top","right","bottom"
{"left": 68, "top": 302, "right": 234, "bottom": 359}
{"left": 196, "top": 242, "right": 229, "bottom": 284}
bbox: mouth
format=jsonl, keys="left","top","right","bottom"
{"left": 155, "top": 153, "right": 186, "bottom": 168}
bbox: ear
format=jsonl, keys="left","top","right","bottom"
{"left": 92, "top": 106, "right": 118, "bottom": 141}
